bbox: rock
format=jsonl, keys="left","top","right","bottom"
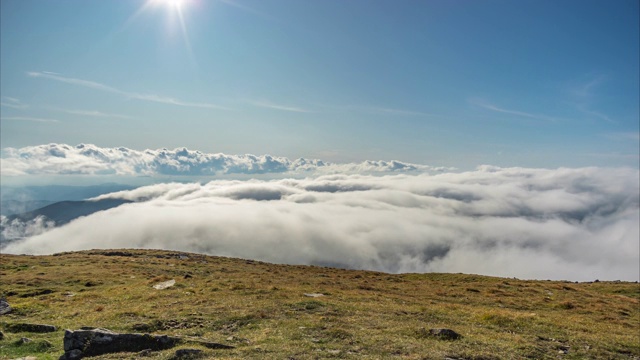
{"left": 428, "top": 328, "right": 461, "bottom": 340}
{"left": 303, "top": 293, "right": 325, "bottom": 298}
{"left": 63, "top": 349, "right": 83, "bottom": 360}
{"left": 0, "top": 298, "right": 12, "bottom": 315}
{"left": 5, "top": 323, "right": 57, "bottom": 333}
{"left": 59, "top": 328, "right": 233, "bottom": 359}
{"left": 18, "top": 337, "right": 33, "bottom": 344}
{"left": 153, "top": 279, "right": 176, "bottom": 290}
{"left": 173, "top": 348, "right": 203, "bottom": 358}
{"left": 0, "top": 330, "right": 4, "bottom": 340}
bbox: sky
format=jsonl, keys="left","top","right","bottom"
{"left": 1, "top": 1, "right": 639, "bottom": 280}
{"left": 1, "top": 0, "right": 638, "bottom": 169}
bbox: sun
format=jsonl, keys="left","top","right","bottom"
{"left": 152, "top": 0, "right": 189, "bottom": 10}
{"left": 120, "top": 0, "right": 197, "bottom": 66}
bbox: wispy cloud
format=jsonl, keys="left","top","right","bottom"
{"left": 470, "top": 99, "right": 559, "bottom": 122}
{"left": 249, "top": 100, "right": 312, "bottom": 113}
{"left": 571, "top": 74, "right": 608, "bottom": 98}
{"left": 0, "top": 97, "right": 28, "bottom": 109}
{"left": 358, "top": 106, "right": 434, "bottom": 117}
{"left": 27, "top": 71, "right": 229, "bottom": 110}
{"left": 316, "top": 103, "right": 435, "bottom": 117}
{"left": 1, "top": 116, "right": 59, "bottom": 123}
{"left": 59, "top": 109, "right": 134, "bottom": 119}
{"left": 578, "top": 105, "right": 614, "bottom": 123}
{"left": 570, "top": 74, "right": 615, "bottom": 123}
{"left": 604, "top": 132, "right": 640, "bottom": 142}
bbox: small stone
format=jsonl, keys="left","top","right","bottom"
{"left": 303, "top": 293, "right": 325, "bottom": 298}
{"left": 174, "top": 349, "right": 203, "bottom": 358}
{"left": 428, "top": 328, "right": 461, "bottom": 340}
{"left": 153, "top": 279, "right": 176, "bottom": 290}
{"left": 0, "top": 298, "right": 12, "bottom": 315}
{"left": 139, "top": 349, "right": 153, "bottom": 356}
{"left": 18, "top": 337, "right": 32, "bottom": 344}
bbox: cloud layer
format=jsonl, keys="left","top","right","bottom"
{"left": 3, "top": 167, "right": 638, "bottom": 281}
{"left": 0, "top": 143, "right": 443, "bottom": 177}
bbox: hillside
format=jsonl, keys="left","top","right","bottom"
{"left": 4, "top": 199, "right": 132, "bottom": 226}
{"left": 0, "top": 249, "right": 638, "bottom": 359}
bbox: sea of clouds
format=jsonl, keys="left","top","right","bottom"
{"left": 2, "top": 159, "right": 638, "bottom": 281}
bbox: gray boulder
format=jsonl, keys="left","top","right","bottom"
{"left": 5, "top": 323, "right": 57, "bottom": 333}
{"left": 0, "top": 298, "right": 11, "bottom": 315}
{"left": 59, "top": 328, "right": 233, "bottom": 359}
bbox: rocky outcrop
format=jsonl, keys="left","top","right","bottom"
{"left": 5, "top": 323, "right": 57, "bottom": 333}
{"left": 59, "top": 328, "right": 233, "bottom": 359}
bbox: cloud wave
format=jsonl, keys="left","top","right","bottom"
{"left": 0, "top": 143, "right": 443, "bottom": 177}
{"left": 3, "top": 167, "right": 638, "bottom": 281}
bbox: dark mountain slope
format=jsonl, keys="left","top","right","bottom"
{"left": 7, "top": 198, "right": 132, "bottom": 226}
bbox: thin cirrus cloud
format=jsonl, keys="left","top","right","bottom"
{"left": 569, "top": 75, "right": 616, "bottom": 123}
{"left": 0, "top": 97, "right": 28, "bottom": 109}
{"left": 26, "top": 71, "right": 229, "bottom": 110}
{"left": 470, "top": 99, "right": 560, "bottom": 122}
{"left": 1, "top": 116, "right": 60, "bottom": 123}
{"left": 0, "top": 143, "right": 444, "bottom": 177}
{"left": 248, "top": 100, "right": 313, "bottom": 113}
{"left": 2, "top": 166, "right": 638, "bottom": 282}
{"left": 58, "top": 109, "right": 134, "bottom": 119}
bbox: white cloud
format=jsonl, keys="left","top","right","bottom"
{"left": 3, "top": 167, "right": 638, "bottom": 281}
{"left": 1, "top": 215, "right": 55, "bottom": 243}
{"left": 59, "top": 109, "right": 133, "bottom": 119}
{"left": 249, "top": 100, "right": 312, "bottom": 113}
{"left": 470, "top": 99, "right": 560, "bottom": 122}
{"left": 1, "top": 116, "right": 60, "bottom": 123}
{"left": 27, "top": 71, "right": 228, "bottom": 110}
{"left": 0, "top": 97, "right": 28, "bottom": 109}
{"left": 0, "top": 143, "right": 441, "bottom": 177}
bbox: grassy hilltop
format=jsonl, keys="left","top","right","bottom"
{"left": 0, "top": 249, "right": 638, "bottom": 359}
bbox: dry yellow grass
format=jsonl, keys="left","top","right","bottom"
{"left": 0, "top": 249, "right": 638, "bottom": 359}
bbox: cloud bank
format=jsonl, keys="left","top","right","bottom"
{"left": 3, "top": 167, "right": 638, "bottom": 281}
{"left": 0, "top": 143, "right": 444, "bottom": 177}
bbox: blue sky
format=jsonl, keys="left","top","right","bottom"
{"left": 1, "top": 0, "right": 638, "bottom": 169}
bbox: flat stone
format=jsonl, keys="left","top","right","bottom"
{"left": 428, "top": 328, "right": 461, "bottom": 340}
{"left": 303, "top": 293, "right": 325, "bottom": 297}
{"left": 174, "top": 348, "right": 203, "bottom": 358}
{"left": 5, "top": 323, "right": 57, "bottom": 333}
{"left": 60, "top": 328, "right": 233, "bottom": 359}
{"left": 153, "top": 279, "right": 176, "bottom": 290}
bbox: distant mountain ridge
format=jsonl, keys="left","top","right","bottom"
{"left": 1, "top": 183, "right": 136, "bottom": 203}
{"left": 5, "top": 199, "right": 133, "bottom": 226}
{"left": 0, "top": 200, "right": 56, "bottom": 216}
